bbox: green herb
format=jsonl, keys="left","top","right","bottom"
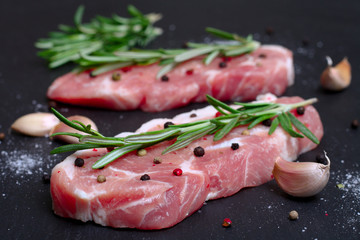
{"left": 35, "top": 5, "right": 162, "bottom": 69}
{"left": 74, "top": 27, "right": 259, "bottom": 78}
{"left": 50, "top": 96, "right": 319, "bottom": 169}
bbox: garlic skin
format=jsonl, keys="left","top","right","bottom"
{"left": 272, "top": 154, "right": 330, "bottom": 197}
{"left": 320, "top": 57, "right": 351, "bottom": 91}
{"left": 50, "top": 115, "right": 98, "bottom": 143}
{"left": 11, "top": 112, "right": 60, "bottom": 137}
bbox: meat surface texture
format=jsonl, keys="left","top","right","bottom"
{"left": 47, "top": 45, "right": 294, "bottom": 112}
{"left": 50, "top": 95, "right": 323, "bottom": 229}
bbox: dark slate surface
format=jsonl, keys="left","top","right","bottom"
{"left": 0, "top": 0, "right": 359, "bottom": 239}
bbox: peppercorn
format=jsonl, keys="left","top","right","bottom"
{"left": 289, "top": 210, "right": 299, "bottom": 220}
{"left": 231, "top": 143, "right": 239, "bottom": 150}
{"left": 0, "top": 132, "right": 5, "bottom": 141}
{"left": 316, "top": 153, "right": 328, "bottom": 165}
{"left": 219, "top": 62, "right": 227, "bottom": 68}
{"left": 140, "top": 174, "right": 150, "bottom": 181}
{"left": 265, "top": 26, "right": 274, "bottom": 35}
{"left": 48, "top": 100, "right": 57, "bottom": 110}
{"left": 241, "top": 130, "right": 250, "bottom": 135}
{"left": 107, "top": 147, "right": 115, "bottom": 152}
{"left": 161, "top": 75, "right": 169, "bottom": 82}
{"left": 296, "top": 106, "right": 305, "bottom": 115}
{"left": 193, "top": 146, "right": 205, "bottom": 157}
{"left": 186, "top": 69, "right": 194, "bottom": 75}
{"left": 89, "top": 71, "right": 96, "bottom": 78}
{"left": 153, "top": 157, "right": 162, "bottom": 164}
{"left": 112, "top": 72, "right": 121, "bottom": 81}
{"left": 259, "top": 53, "right": 267, "bottom": 58}
{"left": 302, "top": 38, "right": 310, "bottom": 46}
{"left": 137, "top": 149, "right": 147, "bottom": 156}
{"left": 190, "top": 113, "right": 197, "bottom": 118}
{"left": 173, "top": 168, "right": 183, "bottom": 176}
{"left": 164, "top": 121, "right": 174, "bottom": 129}
{"left": 42, "top": 173, "right": 51, "bottom": 184}
{"left": 74, "top": 158, "right": 85, "bottom": 167}
{"left": 262, "top": 119, "right": 272, "bottom": 127}
{"left": 222, "top": 218, "right": 232, "bottom": 228}
{"left": 97, "top": 175, "right": 106, "bottom": 183}
{"left": 351, "top": 119, "right": 359, "bottom": 129}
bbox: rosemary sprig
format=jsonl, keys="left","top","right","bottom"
{"left": 35, "top": 5, "right": 162, "bottom": 68}
{"left": 50, "top": 96, "right": 319, "bottom": 169}
{"left": 76, "top": 27, "right": 260, "bottom": 77}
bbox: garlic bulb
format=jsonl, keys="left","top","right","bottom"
{"left": 11, "top": 112, "right": 60, "bottom": 137}
{"left": 272, "top": 153, "right": 330, "bottom": 197}
{"left": 320, "top": 57, "right": 351, "bottom": 91}
{"left": 50, "top": 115, "right": 98, "bottom": 143}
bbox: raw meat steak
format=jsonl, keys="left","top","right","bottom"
{"left": 47, "top": 45, "right": 294, "bottom": 112}
{"left": 50, "top": 95, "right": 323, "bottom": 229}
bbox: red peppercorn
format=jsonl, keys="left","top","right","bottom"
{"left": 173, "top": 168, "right": 183, "bottom": 176}
{"left": 186, "top": 69, "right": 194, "bottom": 75}
{"left": 121, "top": 66, "right": 132, "bottom": 73}
{"left": 215, "top": 112, "right": 222, "bottom": 117}
{"left": 222, "top": 218, "right": 232, "bottom": 228}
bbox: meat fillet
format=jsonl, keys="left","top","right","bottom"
{"left": 47, "top": 45, "right": 294, "bottom": 112}
{"left": 50, "top": 94, "right": 323, "bottom": 229}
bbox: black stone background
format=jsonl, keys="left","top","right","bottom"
{"left": 0, "top": 0, "right": 359, "bottom": 239}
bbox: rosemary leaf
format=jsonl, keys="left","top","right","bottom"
{"left": 214, "top": 115, "right": 240, "bottom": 141}
{"left": 268, "top": 117, "right": 279, "bottom": 135}
{"left": 247, "top": 113, "right": 277, "bottom": 129}
{"left": 204, "top": 50, "right": 220, "bottom": 65}
{"left": 174, "top": 46, "right": 216, "bottom": 62}
{"left": 278, "top": 113, "right": 304, "bottom": 138}
{"left": 92, "top": 144, "right": 143, "bottom": 169}
{"left": 50, "top": 143, "right": 104, "bottom": 154}
{"left": 287, "top": 112, "right": 320, "bottom": 144}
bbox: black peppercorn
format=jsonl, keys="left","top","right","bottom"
{"left": 219, "top": 62, "right": 227, "bottom": 68}
{"left": 164, "top": 121, "right": 174, "bottom": 129}
{"left": 316, "top": 153, "right": 327, "bottom": 165}
{"left": 302, "top": 38, "right": 310, "bottom": 46}
{"left": 190, "top": 113, "right": 197, "bottom": 118}
{"left": 194, "top": 146, "right": 205, "bottom": 157}
{"left": 42, "top": 173, "right": 51, "bottom": 184}
{"left": 265, "top": 26, "right": 274, "bottom": 35}
{"left": 74, "top": 158, "right": 85, "bottom": 167}
{"left": 89, "top": 72, "right": 96, "bottom": 78}
{"left": 231, "top": 143, "right": 239, "bottom": 150}
{"left": 262, "top": 119, "right": 272, "bottom": 127}
{"left": 140, "top": 174, "right": 150, "bottom": 181}
{"left": 351, "top": 119, "right": 359, "bottom": 129}
{"left": 161, "top": 75, "right": 169, "bottom": 82}
{"left": 259, "top": 53, "right": 267, "bottom": 58}
{"left": 296, "top": 107, "right": 305, "bottom": 115}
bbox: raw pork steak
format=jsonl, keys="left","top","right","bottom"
{"left": 50, "top": 95, "right": 323, "bottom": 229}
{"left": 47, "top": 45, "right": 294, "bottom": 112}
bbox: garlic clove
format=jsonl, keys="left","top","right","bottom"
{"left": 320, "top": 57, "right": 351, "bottom": 91}
{"left": 49, "top": 115, "right": 98, "bottom": 143}
{"left": 11, "top": 112, "right": 60, "bottom": 137}
{"left": 272, "top": 153, "right": 330, "bottom": 197}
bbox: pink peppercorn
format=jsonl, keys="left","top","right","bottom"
{"left": 173, "top": 168, "right": 183, "bottom": 176}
